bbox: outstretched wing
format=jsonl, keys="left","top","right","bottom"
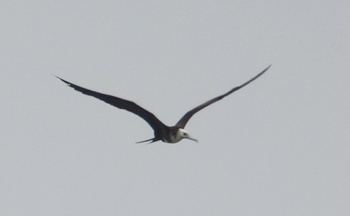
{"left": 57, "top": 77, "right": 167, "bottom": 138}
{"left": 175, "top": 65, "right": 271, "bottom": 128}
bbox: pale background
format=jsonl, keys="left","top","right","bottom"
{"left": 1, "top": 1, "right": 349, "bottom": 215}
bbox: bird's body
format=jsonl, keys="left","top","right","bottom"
{"left": 57, "top": 65, "right": 270, "bottom": 143}
{"left": 139, "top": 127, "right": 191, "bottom": 144}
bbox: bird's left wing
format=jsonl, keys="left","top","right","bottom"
{"left": 175, "top": 65, "right": 271, "bottom": 128}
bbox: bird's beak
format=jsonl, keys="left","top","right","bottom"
{"left": 186, "top": 136, "right": 198, "bottom": 143}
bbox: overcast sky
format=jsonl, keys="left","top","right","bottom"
{"left": 1, "top": 1, "right": 349, "bottom": 215}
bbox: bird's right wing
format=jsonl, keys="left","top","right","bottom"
{"left": 175, "top": 65, "right": 271, "bottom": 128}
{"left": 57, "top": 77, "right": 167, "bottom": 138}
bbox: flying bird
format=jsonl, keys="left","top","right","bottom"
{"left": 57, "top": 65, "right": 270, "bottom": 143}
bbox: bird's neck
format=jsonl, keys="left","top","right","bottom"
{"left": 164, "top": 128, "right": 182, "bottom": 143}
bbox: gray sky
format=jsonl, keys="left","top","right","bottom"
{"left": 1, "top": 1, "right": 349, "bottom": 215}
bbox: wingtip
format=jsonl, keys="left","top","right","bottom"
{"left": 55, "top": 75, "right": 70, "bottom": 85}
{"left": 264, "top": 64, "right": 272, "bottom": 71}
{"left": 258, "top": 64, "right": 272, "bottom": 75}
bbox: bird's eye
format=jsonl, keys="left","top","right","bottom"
{"left": 184, "top": 133, "right": 187, "bottom": 136}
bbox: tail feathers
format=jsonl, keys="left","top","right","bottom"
{"left": 136, "top": 138, "right": 159, "bottom": 144}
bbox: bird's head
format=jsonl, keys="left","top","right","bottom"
{"left": 177, "top": 128, "right": 198, "bottom": 143}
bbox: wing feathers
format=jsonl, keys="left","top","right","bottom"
{"left": 56, "top": 77, "right": 167, "bottom": 138}
{"left": 175, "top": 65, "right": 271, "bottom": 128}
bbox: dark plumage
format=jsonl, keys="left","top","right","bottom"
{"left": 57, "top": 65, "right": 270, "bottom": 143}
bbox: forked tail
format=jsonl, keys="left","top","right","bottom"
{"left": 136, "top": 138, "right": 159, "bottom": 144}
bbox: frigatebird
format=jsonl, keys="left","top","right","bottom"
{"left": 57, "top": 65, "right": 270, "bottom": 143}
